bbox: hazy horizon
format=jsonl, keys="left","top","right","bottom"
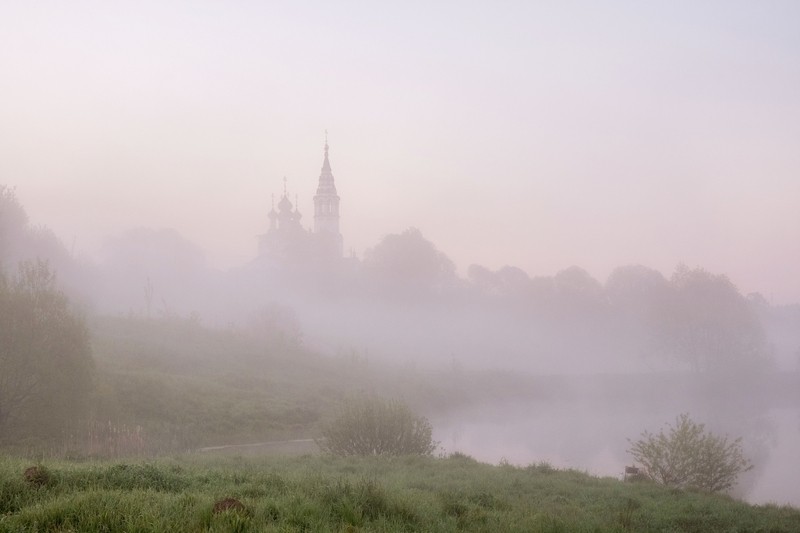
{"left": 2, "top": 1, "right": 799, "bottom": 303}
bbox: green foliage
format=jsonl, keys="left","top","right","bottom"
{"left": 319, "top": 397, "right": 438, "bottom": 456}
{"left": 627, "top": 413, "right": 753, "bottom": 493}
{"left": 0, "top": 455, "right": 799, "bottom": 532}
{"left": 0, "top": 260, "right": 94, "bottom": 443}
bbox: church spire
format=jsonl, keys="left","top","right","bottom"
{"left": 317, "top": 131, "right": 336, "bottom": 194}
{"left": 323, "top": 130, "right": 330, "bottom": 169}
{"left": 313, "top": 131, "right": 342, "bottom": 256}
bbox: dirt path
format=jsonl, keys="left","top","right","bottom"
{"left": 195, "top": 438, "right": 319, "bottom": 454}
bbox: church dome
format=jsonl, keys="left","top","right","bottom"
{"left": 278, "top": 194, "right": 293, "bottom": 212}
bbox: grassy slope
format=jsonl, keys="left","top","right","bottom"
{"left": 86, "top": 316, "right": 542, "bottom": 452}
{"left": 88, "top": 316, "right": 426, "bottom": 449}
{"left": 1, "top": 454, "right": 799, "bottom": 532}
{"left": 5, "top": 316, "right": 799, "bottom": 531}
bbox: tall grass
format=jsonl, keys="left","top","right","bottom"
{"left": 1, "top": 454, "right": 798, "bottom": 532}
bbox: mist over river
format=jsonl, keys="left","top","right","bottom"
{"left": 432, "top": 381, "right": 800, "bottom": 507}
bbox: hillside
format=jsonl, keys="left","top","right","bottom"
{"left": 80, "top": 315, "right": 543, "bottom": 455}
{"left": 1, "top": 454, "right": 799, "bottom": 532}
{"left": 86, "top": 315, "right": 423, "bottom": 452}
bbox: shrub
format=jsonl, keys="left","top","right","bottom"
{"left": 319, "top": 397, "right": 437, "bottom": 456}
{"left": 627, "top": 413, "right": 752, "bottom": 492}
{"left": 448, "top": 451, "right": 478, "bottom": 463}
{"left": 23, "top": 465, "right": 51, "bottom": 488}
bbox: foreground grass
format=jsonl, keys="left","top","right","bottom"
{"left": 1, "top": 454, "right": 799, "bottom": 532}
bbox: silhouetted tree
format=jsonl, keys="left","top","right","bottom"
{"left": 551, "top": 266, "right": 606, "bottom": 319}
{"left": 0, "top": 185, "right": 29, "bottom": 261}
{"left": 0, "top": 185, "right": 88, "bottom": 306}
{"left": 362, "top": 228, "right": 457, "bottom": 297}
{"left": 0, "top": 260, "right": 94, "bottom": 442}
{"left": 605, "top": 265, "right": 670, "bottom": 312}
{"left": 468, "top": 264, "right": 532, "bottom": 301}
{"left": 655, "top": 265, "right": 771, "bottom": 372}
{"left": 605, "top": 265, "right": 671, "bottom": 359}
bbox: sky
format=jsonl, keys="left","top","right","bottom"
{"left": 1, "top": 0, "right": 799, "bottom": 303}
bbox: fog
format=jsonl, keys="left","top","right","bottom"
{"left": 2, "top": 0, "right": 800, "bottom": 508}
{"left": 2, "top": 1, "right": 799, "bottom": 303}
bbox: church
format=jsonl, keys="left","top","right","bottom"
{"left": 257, "top": 138, "right": 343, "bottom": 263}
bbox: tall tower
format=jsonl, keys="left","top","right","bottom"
{"left": 313, "top": 133, "right": 343, "bottom": 256}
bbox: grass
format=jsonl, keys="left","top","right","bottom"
{"left": 21, "top": 315, "right": 540, "bottom": 456}
{"left": 4, "top": 314, "right": 797, "bottom": 530}
{"left": 1, "top": 454, "right": 799, "bottom": 532}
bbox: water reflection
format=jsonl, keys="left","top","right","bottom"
{"left": 433, "top": 401, "right": 799, "bottom": 507}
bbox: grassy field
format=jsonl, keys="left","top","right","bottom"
{"left": 45, "top": 315, "right": 544, "bottom": 456}
{"left": 1, "top": 454, "right": 799, "bottom": 532}
{"left": 60, "top": 315, "right": 424, "bottom": 453}
{"left": 4, "top": 316, "right": 798, "bottom": 530}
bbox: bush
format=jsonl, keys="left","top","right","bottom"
{"left": 627, "top": 413, "right": 752, "bottom": 492}
{"left": 319, "top": 397, "right": 437, "bottom": 456}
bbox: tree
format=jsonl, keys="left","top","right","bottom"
{"left": 627, "top": 413, "right": 753, "bottom": 492}
{"left": 1, "top": 185, "right": 86, "bottom": 303}
{"left": 604, "top": 265, "right": 671, "bottom": 360}
{"left": 362, "top": 228, "right": 457, "bottom": 297}
{"left": 0, "top": 185, "right": 30, "bottom": 264}
{"left": 319, "top": 397, "right": 437, "bottom": 456}
{"left": 605, "top": 265, "right": 670, "bottom": 314}
{"left": 467, "top": 264, "right": 533, "bottom": 303}
{"left": 552, "top": 266, "right": 606, "bottom": 317}
{"left": 655, "top": 265, "right": 771, "bottom": 373}
{"left": 0, "top": 260, "right": 94, "bottom": 442}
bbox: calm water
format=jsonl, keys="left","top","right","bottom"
{"left": 433, "top": 403, "right": 800, "bottom": 507}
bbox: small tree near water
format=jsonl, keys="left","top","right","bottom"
{"left": 319, "top": 397, "right": 437, "bottom": 456}
{"left": 627, "top": 413, "right": 752, "bottom": 493}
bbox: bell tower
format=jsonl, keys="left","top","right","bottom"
{"left": 313, "top": 132, "right": 343, "bottom": 256}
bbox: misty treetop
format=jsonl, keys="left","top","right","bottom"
{"left": 0, "top": 185, "right": 28, "bottom": 241}
{"left": 362, "top": 227, "right": 459, "bottom": 297}
{"left": 0, "top": 185, "right": 87, "bottom": 303}
{"left": 1, "top": 184, "right": 793, "bottom": 374}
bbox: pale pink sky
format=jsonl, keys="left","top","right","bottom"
{"left": 2, "top": 1, "right": 799, "bottom": 303}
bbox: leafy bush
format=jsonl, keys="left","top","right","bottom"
{"left": 319, "top": 397, "right": 437, "bottom": 456}
{"left": 627, "top": 413, "right": 752, "bottom": 492}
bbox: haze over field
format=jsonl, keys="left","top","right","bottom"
{"left": 1, "top": 1, "right": 799, "bottom": 303}
{"left": 2, "top": 1, "right": 800, "bottom": 511}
